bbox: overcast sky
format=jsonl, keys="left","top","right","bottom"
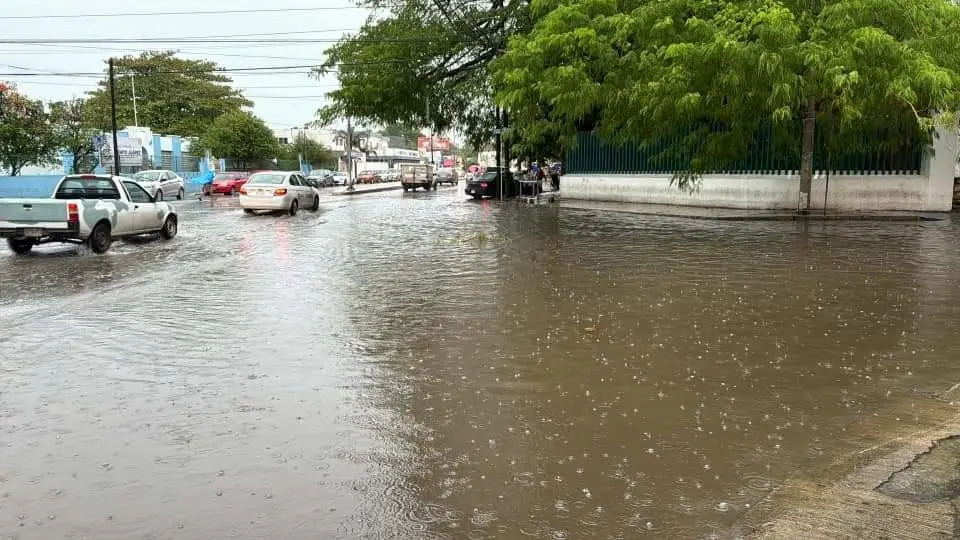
{"left": 0, "top": 0, "right": 372, "bottom": 132}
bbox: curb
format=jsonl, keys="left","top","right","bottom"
{"left": 558, "top": 201, "right": 948, "bottom": 222}
{"left": 332, "top": 184, "right": 403, "bottom": 196}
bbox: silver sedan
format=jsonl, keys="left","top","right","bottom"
{"left": 239, "top": 171, "right": 320, "bottom": 216}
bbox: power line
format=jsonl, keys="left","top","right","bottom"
{"left": 0, "top": 37, "right": 451, "bottom": 44}
{"left": 0, "top": 6, "right": 383, "bottom": 20}
{"left": 0, "top": 59, "right": 423, "bottom": 78}
{"left": 0, "top": 27, "right": 357, "bottom": 44}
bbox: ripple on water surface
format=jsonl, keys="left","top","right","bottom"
{"left": 0, "top": 198, "right": 958, "bottom": 537}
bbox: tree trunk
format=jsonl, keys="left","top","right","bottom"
{"left": 798, "top": 97, "right": 817, "bottom": 214}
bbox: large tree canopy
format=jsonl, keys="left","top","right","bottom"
{"left": 194, "top": 111, "right": 279, "bottom": 169}
{"left": 495, "top": 0, "right": 960, "bottom": 200}
{"left": 86, "top": 51, "right": 252, "bottom": 138}
{"left": 316, "top": 0, "right": 529, "bottom": 149}
{"left": 0, "top": 84, "right": 59, "bottom": 176}
{"left": 49, "top": 98, "right": 99, "bottom": 174}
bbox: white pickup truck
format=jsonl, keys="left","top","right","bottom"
{"left": 0, "top": 174, "right": 179, "bottom": 255}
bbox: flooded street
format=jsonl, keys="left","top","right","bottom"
{"left": 1, "top": 188, "right": 959, "bottom": 539}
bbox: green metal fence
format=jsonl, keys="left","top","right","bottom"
{"left": 566, "top": 119, "right": 925, "bottom": 176}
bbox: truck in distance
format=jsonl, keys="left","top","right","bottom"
{"left": 400, "top": 163, "right": 436, "bottom": 192}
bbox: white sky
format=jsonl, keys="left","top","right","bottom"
{"left": 0, "top": 0, "right": 372, "bottom": 132}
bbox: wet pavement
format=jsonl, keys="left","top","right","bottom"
{"left": 1, "top": 187, "right": 960, "bottom": 539}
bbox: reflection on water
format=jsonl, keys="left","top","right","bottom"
{"left": 0, "top": 191, "right": 958, "bottom": 538}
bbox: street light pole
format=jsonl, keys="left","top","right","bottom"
{"left": 129, "top": 74, "right": 138, "bottom": 127}
{"left": 346, "top": 116, "right": 355, "bottom": 191}
{"left": 108, "top": 58, "right": 121, "bottom": 175}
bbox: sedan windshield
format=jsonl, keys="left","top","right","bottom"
{"left": 479, "top": 172, "right": 500, "bottom": 181}
{"left": 133, "top": 171, "right": 162, "bottom": 181}
{"left": 214, "top": 173, "right": 240, "bottom": 181}
{"left": 246, "top": 173, "right": 285, "bottom": 185}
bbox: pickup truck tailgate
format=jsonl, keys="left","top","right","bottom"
{"left": 0, "top": 200, "right": 69, "bottom": 230}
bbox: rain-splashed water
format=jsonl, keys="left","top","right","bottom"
{"left": 1, "top": 190, "right": 959, "bottom": 538}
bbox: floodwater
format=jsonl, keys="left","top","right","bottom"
{"left": 1, "top": 188, "right": 959, "bottom": 539}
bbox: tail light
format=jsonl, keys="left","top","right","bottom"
{"left": 274, "top": 188, "right": 287, "bottom": 196}
{"left": 239, "top": 187, "right": 247, "bottom": 195}
{"left": 67, "top": 202, "right": 79, "bottom": 223}
{"left": 480, "top": 182, "right": 488, "bottom": 188}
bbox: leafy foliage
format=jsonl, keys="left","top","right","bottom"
{"left": 86, "top": 52, "right": 252, "bottom": 138}
{"left": 494, "top": 0, "right": 960, "bottom": 191}
{"left": 0, "top": 84, "right": 59, "bottom": 176}
{"left": 278, "top": 133, "right": 337, "bottom": 168}
{"left": 194, "top": 111, "right": 279, "bottom": 169}
{"left": 379, "top": 123, "right": 422, "bottom": 149}
{"left": 49, "top": 98, "right": 99, "bottom": 174}
{"left": 315, "top": 0, "right": 529, "bottom": 149}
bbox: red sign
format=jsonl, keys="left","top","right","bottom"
{"left": 417, "top": 136, "right": 451, "bottom": 152}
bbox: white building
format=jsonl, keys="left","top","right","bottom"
{"left": 272, "top": 127, "right": 421, "bottom": 172}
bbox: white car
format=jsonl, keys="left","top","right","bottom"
{"left": 331, "top": 172, "right": 348, "bottom": 185}
{"left": 0, "top": 174, "right": 178, "bottom": 254}
{"left": 239, "top": 171, "right": 320, "bottom": 215}
{"left": 131, "top": 169, "right": 185, "bottom": 201}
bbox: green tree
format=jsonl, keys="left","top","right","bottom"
{"left": 0, "top": 84, "right": 59, "bottom": 176}
{"left": 314, "top": 0, "right": 529, "bottom": 150}
{"left": 379, "top": 123, "right": 421, "bottom": 149}
{"left": 279, "top": 133, "right": 336, "bottom": 168}
{"left": 194, "top": 111, "right": 279, "bottom": 169}
{"left": 495, "top": 0, "right": 960, "bottom": 207}
{"left": 49, "top": 98, "right": 99, "bottom": 174}
{"left": 86, "top": 51, "right": 252, "bottom": 138}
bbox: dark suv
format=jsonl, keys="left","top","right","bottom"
{"left": 464, "top": 168, "right": 518, "bottom": 199}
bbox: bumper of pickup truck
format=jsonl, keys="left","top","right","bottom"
{"left": 0, "top": 221, "right": 81, "bottom": 241}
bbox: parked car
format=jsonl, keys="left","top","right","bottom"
{"left": 357, "top": 170, "right": 381, "bottom": 184}
{"left": 131, "top": 169, "right": 185, "bottom": 201}
{"left": 307, "top": 173, "right": 334, "bottom": 187}
{"left": 211, "top": 172, "right": 249, "bottom": 195}
{"left": 465, "top": 168, "right": 518, "bottom": 199}
{"left": 435, "top": 168, "right": 459, "bottom": 186}
{"left": 0, "top": 174, "right": 178, "bottom": 254}
{"left": 381, "top": 169, "right": 400, "bottom": 182}
{"left": 239, "top": 171, "right": 320, "bottom": 215}
{"left": 331, "top": 172, "right": 348, "bottom": 185}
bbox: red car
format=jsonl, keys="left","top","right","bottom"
{"left": 211, "top": 172, "right": 249, "bottom": 195}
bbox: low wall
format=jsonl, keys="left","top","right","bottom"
{"left": 563, "top": 126, "right": 957, "bottom": 212}
{"left": 0, "top": 173, "right": 207, "bottom": 198}
{"left": 561, "top": 173, "right": 946, "bottom": 211}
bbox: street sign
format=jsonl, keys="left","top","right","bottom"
{"left": 493, "top": 128, "right": 502, "bottom": 135}
{"left": 92, "top": 135, "right": 105, "bottom": 149}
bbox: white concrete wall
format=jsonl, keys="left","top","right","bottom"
{"left": 564, "top": 128, "right": 958, "bottom": 212}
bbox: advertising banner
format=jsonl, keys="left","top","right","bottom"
{"left": 98, "top": 137, "right": 145, "bottom": 168}
{"left": 417, "top": 135, "right": 451, "bottom": 153}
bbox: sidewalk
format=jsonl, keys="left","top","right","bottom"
{"left": 331, "top": 182, "right": 403, "bottom": 196}
{"left": 558, "top": 199, "right": 949, "bottom": 221}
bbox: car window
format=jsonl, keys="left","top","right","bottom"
{"left": 123, "top": 181, "right": 153, "bottom": 203}
{"left": 247, "top": 173, "right": 285, "bottom": 185}
{"left": 55, "top": 178, "right": 121, "bottom": 200}
{"left": 289, "top": 175, "right": 301, "bottom": 186}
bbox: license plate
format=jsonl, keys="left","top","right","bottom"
{"left": 23, "top": 228, "right": 43, "bottom": 238}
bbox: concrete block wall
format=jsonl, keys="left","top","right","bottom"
{"left": 563, "top": 128, "right": 958, "bottom": 212}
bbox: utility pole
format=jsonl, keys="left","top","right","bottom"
{"left": 346, "top": 116, "right": 355, "bottom": 191}
{"left": 129, "top": 74, "right": 138, "bottom": 127}
{"left": 426, "top": 95, "right": 434, "bottom": 165}
{"left": 108, "top": 58, "right": 121, "bottom": 175}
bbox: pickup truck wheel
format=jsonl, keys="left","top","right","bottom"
{"left": 160, "top": 216, "right": 178, "bottom": 240}
{"left": 311, "top": 196, "right": 320, "bottom": 211}
{"left": 176, "top": 188, "right": 184, "bottom": 200}
{"left": 88, "top": 222, "right": 112, "bottom": 254}
{"left": 7, "top": 238, "right": 34, "bottom": 255}
{"left": 288, "top": 199, "right": 299, "bottom": 216}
